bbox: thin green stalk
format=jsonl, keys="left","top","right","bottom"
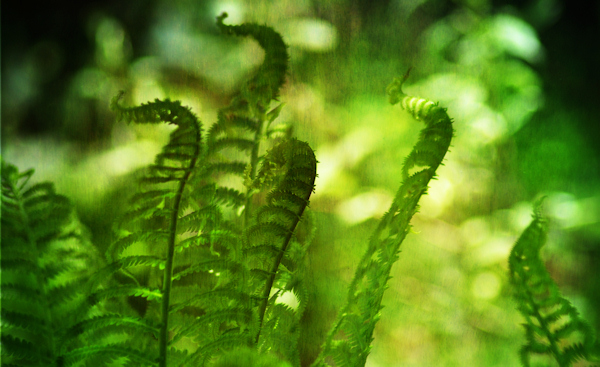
{"left": 254, "top": 199, "right": 309, "bottom": 345}
{"left": 244, "top": 120, "right": 266, "bottom": 227}
{"left": 158, "top": 150, "right": 199, "bottom": 367}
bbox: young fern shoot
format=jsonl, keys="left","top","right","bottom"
{"left": 312, "top": 71, "right": 454, "bottom": 367}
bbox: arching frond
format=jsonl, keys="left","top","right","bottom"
{"left": 312, "top": 73, "right": 454, "bottom": 367}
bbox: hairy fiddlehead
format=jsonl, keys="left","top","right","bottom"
{"left": 313, "top": 71, "right": 454, "bottom": 367}
{"left": 509, "top": 201, "right": 600, "bottom": 367}
{"left": 1, "top": 159, "right": 99, "bottom": 366}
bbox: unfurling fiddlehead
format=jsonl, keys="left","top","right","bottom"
{"left": 313, "top": 70, "right": 454, "bottom": 367}
{"left": 210, "top": 14, "right": 316, "bottom": 364}
{"left": 247, "top": 138, "right": 316, "bottom": 363}
{"left": 113, "top": 94, "right": 202, "bottom": 367}
{"left": 509, "top": 201, "right": 600, "bottom": 367}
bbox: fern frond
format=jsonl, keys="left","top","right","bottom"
{"left": 108, "top": 227, "right": 168, "bottom": 251}
{"left": 90, "top": 285, "right": 163, "bottom": 304}
{"left": 211, "top": 346, "right": 293, "bottom": 367}
{"left": 509, "top": 201, "right": 599, "bottom": 367}
{"left": 170, "top": 308, "right": 254, "bottom": 346}
{"left": 1, "top": 160, "right": 100, "bottom": 366}
{"left": 169, "top": 288, "right": 256, "bottom": 314}
{"left": 171, "top": 258, "right": 242, "bottom": 281}
{"left": 89, "top": 255, "right": 164, "bottom": 291}
{"left": 1, "top": 334, "right": 40, "bottom": 362}
{"left": 107, "top": 94, "right": 203, "bottom": 367}
{"left": 175, "top": 229, "right": 239, "bottom": 254}
{"left": 258, "top": 303, "right": 302, "bottom": 365}
{"left": 239, "top": 139, "right": 316, "bottom": 355}
{"left": 70, "top": 314, "right": 160, "bottom": 340}
{"left": 176, "top": 337, "right": 235, "bottom": 366}
{"left": 313, "top": 74, "right": 454, "bottom": 367}
{"left": 177, "top": 204, "right": 223, "bottom": 232}
{"left": 216, "top": 12, "right": 288, "bottom": 118}
{"left": 204, "top": 161, "right": 249, "bottom": 177}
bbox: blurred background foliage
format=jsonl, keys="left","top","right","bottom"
{"left": 2, "top": 0, "right": 599, "bottom": 365}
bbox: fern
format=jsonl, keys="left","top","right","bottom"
{"left": 7, "top": 9, "right": 600, "bottom": 364}
{"left": 1, "top": 159, "right": 100, "bottom": 366}
{"left": 312, "top": 69, "right": 454, "bottom": 367}
{"left": 248, "top": 138, "right": 316, "bottom": 364}
{"left": 73, "top": 13, "right": 316, "bottom": 367}
{"left": 2, "top": 15, "right": 466, "bottom": 367}
{"left": 208, "top": 12, "right": 290, "bottom": 224}
{"left": 509, "top": 200, "right": 600, "bottom": 367}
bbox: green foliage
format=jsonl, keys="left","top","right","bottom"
{"left": 311, "top": 69, "right": 454, "bottom": 367}
{"left": 509, "top": 200, "right": 600, "bottom": 366}
{"left": 0, "top": 13, "right": 460, "bottom": 367}
{"left": 1, "top": 160, "right": 100, "bottom": 366}
{"left": 5, "top": 3, "right": 600, "bottom": 366}
{"left": 75, "top": 12, "right": 315, "bottom": 367}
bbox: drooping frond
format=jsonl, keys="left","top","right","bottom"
{"left": 201, "top": 13, "right": 290, "bottom": 225}
{"left": 509, "top": 201, "right": 600, "bottom": 367}
{"left": 312, "top": 72, "right": 454, "bottom": 367}
{"left": 216, "top": 12, "right": 288, "bottom": 118}
{"left": 1, "top": 159, "right": 100, "bottom": 366}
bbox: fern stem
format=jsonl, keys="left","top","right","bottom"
{"left": 158, "top": 161, "right": 198, "bottom": 367}
{"left": 158, "top": 139, "right": 200, "bottom": 367}
{"left": 254, "top": 197, "right": 309, "bottom": 345}
{"left": 157, "top": 199, "right": 177, "bottom": 366}
{"left": 245, "top": 121, "right": 265, "bottom": 227}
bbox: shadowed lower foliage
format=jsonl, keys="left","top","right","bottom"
{"left": 1, "top": 160, "right": 100, "bottom": 366}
